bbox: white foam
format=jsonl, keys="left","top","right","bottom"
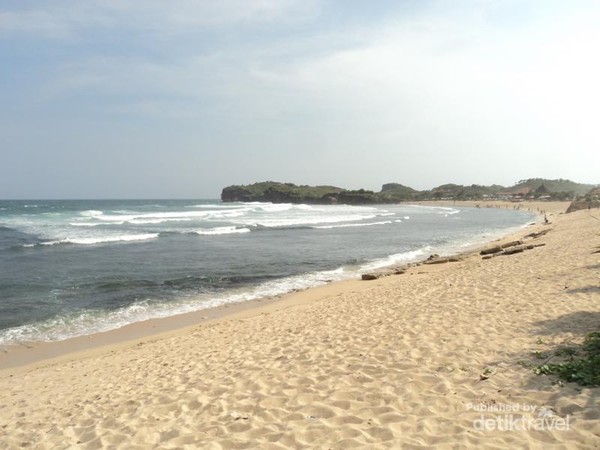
{"left": 66, "top": 234, "right": 159, "bottom": 244}
{"left": 70, "top": 222, "right": 108, "bottom": 227}
{"left": 71, "top": 203, "right": 391, "bottom": 231}
{"left": 442, "top": 210, "right": 461, "bottom": 216}
{"left": 80, "top": 210, "right": 104, "bottom": 217}
{"left": 236, "top": 214, "right": 379, "bottom": 228}
{"left": 0, "top": 267, "right": 352, "bottom": 347}
{"left": 407, "top": 205, "right": 459, "bottom": 212}
{"left": 1, "top": 203, "right": 538, "bottom": 347}
{"left": 128, "top": 218, "right": 193, "bottom": 225}
{"left": 210, "top": 210, "right": 248, "bottom": 218}
{"left": 359, "top": 247, "right": 431, "bottom": 272}
{"left": 255, "top": 203, "right": 294, "bottom": 212}
{"left": 313, "top": 221, "right": 393, "bottom": 229}
{"left": 26, "top": 233, "right": 160, "bottom": 247}
{"left": 98, "top": 211, "right": 212, "bottom": 222}
{"left": 193, "top": 227, "right": 251, "bottom": 236}
{"left": 0, "top": 244, "right": 436, "bottom": 346}
{"left": 186, "top": 204, "right": 247, "bottom": 209}
{"left": 296, "top": 204, "right": 317, "bottom": 210}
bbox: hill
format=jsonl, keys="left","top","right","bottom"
{"left": 221, "top": 182, "right": 345, "bottom": 204}
{"left": 221, "top": 179, "right": 598, "bottom": 204}
{"left": 427, "top": 184, "right": 505, "bottom": 200}
{"left": 505, "top": 178, "right": 595, "bottom": 196}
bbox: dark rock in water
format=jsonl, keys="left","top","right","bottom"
{"left": 361, "top": 273, "right": 379, "bottom": 280}
{"left": 480, "top": 246, "right": 502, "bottom": 255}
{"left": 427, "top": 254, "right": 440, "bottom": 260}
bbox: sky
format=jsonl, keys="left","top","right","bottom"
{"left": 1, "top": 0, "right": 599, "bottom": 199}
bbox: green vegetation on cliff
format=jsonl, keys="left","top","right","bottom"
{"left": 221, "top": 182, "right": 344, "bottom": 204}
{"left": 379, "top": 183, "right": 420, "bottom": 201}
{"left": 427, "top": 184, "right": 504, "bottom": 200}
{"left": 507, "top": 178, "right": 595, "bottom": 196}
{"left": 221, "top": 179, "right": 598, "bottom": 205}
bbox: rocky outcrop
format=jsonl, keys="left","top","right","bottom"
{"left": 566, "top": 200, "right": 600, "bottom": 213}
{"left": 221, "top": 182, "right": 390, "bottom": 205}
{"left": 221, "top": 182, "right": 345, "bottom": 204}
{"left": 361, "top": 274, "right": 379, "bottom": 281}
{"left": 221, "top": 179, "right": 598, "bottom": 204}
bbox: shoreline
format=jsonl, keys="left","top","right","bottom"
{"left": 0, "top": 200, "right": 558, "bottom": 372}
{"left": 2, "top": 200, "right": 598, "bottom": 448}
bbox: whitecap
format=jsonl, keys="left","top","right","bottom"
{"left": 186, "top": 204, "right": 247, "bottom": 209}
{"left": 69, "top": 222, "right": 107, "bottom": 227}
{"left": 233, "top": 213, "right": 379, "bottom": 228}
{"left": 313, "top": 221, "right": 393, "bottom": 229}
{"left": 359, "top": 247, "right": 432, "bottom": 272}
{"left": 441, "top": 210, "right": 461, "bottom": 216}
{"left": 65, "top": 234, "right": 159, "bottom": 245}
{"left": 97, "top": 211, "right": 215, "bottom": 223}
{"left": 128, "top": 218, "right": 193, "bottom": 225}
{"left": 193, "top": 227, "right": 251, "bottom": 236}
{"left": 24, "top": 233, "right": 160, "bottom": 247}
{"left": 80, "top": 210, "right": 104, "bottom": 217}
{"left": 0, "top": 267, "right": 351, "bottom": 347}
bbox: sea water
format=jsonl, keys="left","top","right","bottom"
{"left": 0, "top": 200, "right": 534, "bottom": 346}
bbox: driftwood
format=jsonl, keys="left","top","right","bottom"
{"left": 500, "top": 247, "right": 525, "bottom": 256}
{"left": 501, "top": 240, "right": 523, "bottom": 249}
{"left": 480, "top": 246, "right": 502, "bottom": 255}
{"left": 424, "top": 257, "right": 461, "bottom": 265}
{"left": 361, "top": 273, "right": 379, "bottom": 281}
{"left": 524, "top": 229, "right": 550, "bottom": 239}
{"left": 483, "top": 242, "right": 546, "bottom": 259}
{"left": 480, "top": 240, "right": 523, "bottom": 256}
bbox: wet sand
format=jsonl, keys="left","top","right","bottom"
{"left": 1, "top": 201, "right": 599, "bottom": 448}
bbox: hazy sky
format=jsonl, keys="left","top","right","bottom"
{"left": 1, "top": 0, "right": 599, "bottom": 199}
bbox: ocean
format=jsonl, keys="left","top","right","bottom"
{"left": 0, "top": 200, "right": 534, "bottom": 347}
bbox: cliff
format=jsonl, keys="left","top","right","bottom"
{"left": 221, "top": 179, "right": 598, "bottom": 204}
{"left": 221, "top": 182, "right": 345, "bottom": 204}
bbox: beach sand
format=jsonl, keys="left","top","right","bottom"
{"left": 1, "top": 201, "right": 599, "bottom": 449}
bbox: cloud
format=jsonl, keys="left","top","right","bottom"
{"left": 0, "top": 0, "right": 318, "bottom": 38}
{"left": 247, "top": 5, "right": 600, "bottom": 143}
{"left": 29, "top": 0, "right": 600, "bottom": 169}
{"left": 2, "top": 0, "right": 600, "bottom": 196}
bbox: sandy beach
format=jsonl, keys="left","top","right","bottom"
{"left": 1, "top": 201, "right": 599, "bottom": 449}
